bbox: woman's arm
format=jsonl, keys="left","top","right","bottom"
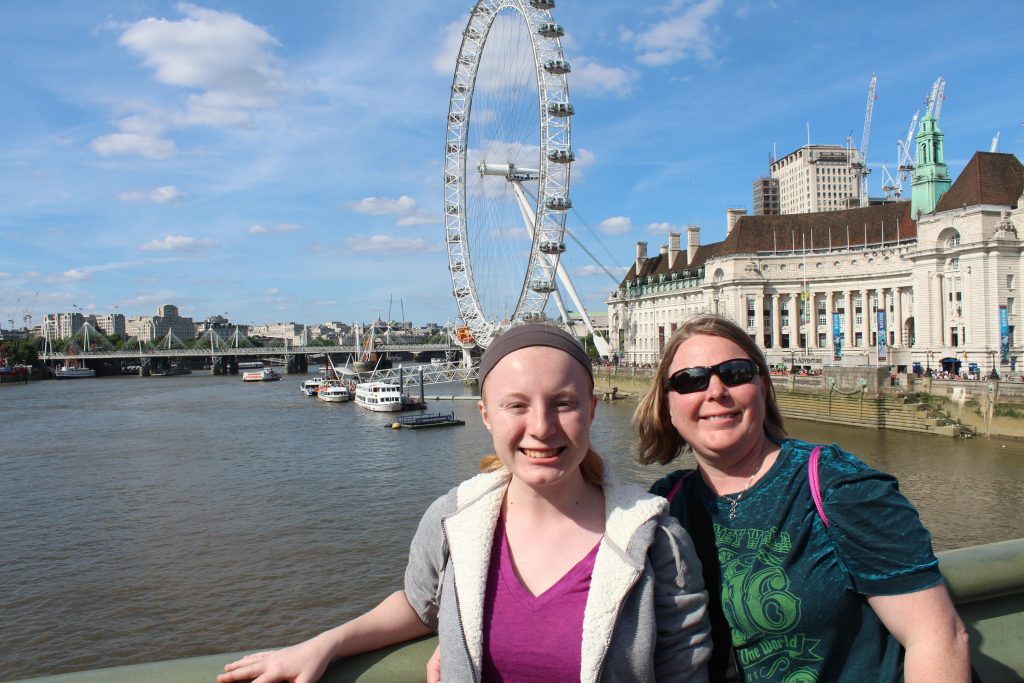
{"left": 867, "top": 584, "right": 970, "bottom": 683}
{"left": 650, "top": 519, "right": 712, "bottom": 682}
{"left": 218, "top": 590, "right": 433, "bottom": 683}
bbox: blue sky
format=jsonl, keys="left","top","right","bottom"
{"left": 1, "top": 1, "right": 1021, "bottom": 329}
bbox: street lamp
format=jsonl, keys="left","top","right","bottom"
{"left": 989, "top": 350, "right": 999, "bottom": 380}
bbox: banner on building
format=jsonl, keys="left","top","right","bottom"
{"left": 832, "top": 313, "right": 842, "bottom": 361}
{"left": 1000, "top": 305, "right": 1010, "bottom": 363}
{"left": 877, "top": 311, "right": 888, "bottom": 362}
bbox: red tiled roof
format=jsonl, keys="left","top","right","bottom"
{"left": 935, "top": 152, "right": 1023, "bottom": 213}
{"left": 617, "top": 202, "right": 915, "bottom": 287}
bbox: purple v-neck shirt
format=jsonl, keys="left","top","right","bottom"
{"left": 481, "top": 518, "right": 602, "bottom": 682}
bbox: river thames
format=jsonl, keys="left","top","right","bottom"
{"left": 2, "top": 370, "right": 1022, "bottom": 681}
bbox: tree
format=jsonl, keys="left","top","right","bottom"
{"left": 0, "top": 339, "right": 40, "bottom": 366}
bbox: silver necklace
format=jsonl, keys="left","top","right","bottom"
{"left": 720, "top": 456, "right": 766, "bottom": 520}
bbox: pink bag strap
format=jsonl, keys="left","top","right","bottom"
{"left": 665, "top": 471, "right": 691, "bottom": 502}
{"left": 809, "top": 445, "right": 828, "bottom": 527}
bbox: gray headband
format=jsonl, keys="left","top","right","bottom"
{"left": 478, "top": 324, "right": 594, "bottom": 389}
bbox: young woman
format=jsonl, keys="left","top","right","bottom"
{"left": 634, "top": 313, "right": 970, "bottom": 683}
{"left": 220, "top": 324, "right": 710, "bottom": 683}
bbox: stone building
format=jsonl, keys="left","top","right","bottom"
{"left": 608, "top": 121, "right": 1023, "bottom": 376}
{"left": 771, "top": 144, "right": 861, "bottom": 214}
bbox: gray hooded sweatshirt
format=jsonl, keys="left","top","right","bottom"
{"left": 403, "top": 468, "right": 711, "bottom": 682}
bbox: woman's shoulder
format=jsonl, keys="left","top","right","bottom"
{"left": 648, "top": 468, "right": 697, "bottom": 498}
{"left": 782, "top": 438, "right": 877, "bottom": 477}
{"left": 419, "top": 469, "right": 508, "bottom": 522}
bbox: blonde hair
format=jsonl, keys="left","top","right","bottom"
{"left": 633, "top": 313, "right": 786, "bottom": 466}
{"left": 479, "top": 450, "right": 605, "bottom": 487}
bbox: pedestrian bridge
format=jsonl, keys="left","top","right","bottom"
{"left": 41, "top": 342, "right": 456, "bottom": 362}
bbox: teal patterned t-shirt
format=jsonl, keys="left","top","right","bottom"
{"left": 652, "top": 438, "right": 943, "bottom": 683}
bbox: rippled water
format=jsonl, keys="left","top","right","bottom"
{"left": 1, "top": 372, "right": 1022, "bottom": 680}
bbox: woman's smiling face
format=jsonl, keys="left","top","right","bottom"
{"left": 478, "top": 345, "right": 596, "bottom": 491}
{"left": 666, "top": 333, "right": 768, "bottom": 465}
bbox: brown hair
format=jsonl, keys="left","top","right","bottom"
{"left": 479, "top": 449, "right": 605, "bottom": 487}
{"left": 633, "top": 313, "right": 786, "bottom": 466}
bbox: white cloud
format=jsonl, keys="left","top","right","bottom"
{"left": 138, "top": 235, "right": 220, "bottom": 252}
{"left": 570, "top": 57, "right": 635, "bottom": 97}
{"left": 432, "top": 20, "right": 464, "bottom": 74}
{"left": 119, "top": 3, "right": 285, "bottom": 113}
{"left": 599, "top": 216, "right": 632, "bottom": 235}
{"left": 648, "top": 221, "right": 679, "bottom": 233}
{"left": 117, "top": 185, "right": 185, "bottom": 203}
{"left": 63, "top": 269, "right": 93, "bottom": 282}
{"left": 346, "top": 195, "right": 439, "bottom": 227}
{"left": 0, "top": 272, "right": 11, "bottom": 279}
{"left": 396, "top": 210, "right": 440, "bottom": 227}
{"left": 92, "top": 4, "right": 287, "bottom": 159}
{"left": 249, "top": 223, "right": 301, "bottom": 234}
{"left": 91, "top": 132, "right": 177, "bottom": 159}
{"left": 346, "top": 195, "right": 418, "bottom": 215}
{"left": 625, "top": 0, "right": 725, "bottom": 66}
{"left": 344, "top": 235, "right": 442, "bottom": 254}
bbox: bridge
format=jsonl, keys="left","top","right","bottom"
{"left": 41, "top": 343, "right": 456, "bottom": 362}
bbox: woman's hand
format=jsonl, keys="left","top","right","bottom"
{"left": 425, "top": 644, "right": 442, "bottom": 683}
{"left": 217, "top": 636, "right": 333, "bottom": 683}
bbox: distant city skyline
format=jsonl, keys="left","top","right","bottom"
{"left": 2, "top": 1, "right": 1022, "bottom": 328}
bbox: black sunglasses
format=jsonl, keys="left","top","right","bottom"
{"left": 665, "top": 358, "right": 760, "bottom": 394}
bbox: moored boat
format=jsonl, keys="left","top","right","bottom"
{"left": 300, "top": 377, "right": 327, "bottom": 396}
{"left": 242, "top": 368, "right": 281, "bottom": 382}
{"left": 55, "top": 365, "right": 96, "bottom": 379}
{"left": 354, "top": 381, "right": 403, "bottom": 412}
{"left": 317, "top": 382, "right": 351, "bottom": 403}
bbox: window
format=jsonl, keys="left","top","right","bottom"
{"left": 1009, "top": 274, "right": 1015, "bottom": 290}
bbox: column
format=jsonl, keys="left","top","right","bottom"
{"left": 844, "top": 290, "right": 853, "bottom": 348}
{"left": 878, "top": 288, "right": 889, "bottom": 347}
{"left": 772, "top": 294, "right": 781, "bottom": 348}
{"left": 862, "top": 290, "right": 871, "bottom": 347}
{"left": 825, "top": 291, "right": 835, "bottom": 352}
{"left": 934, "top": 273, "right": 945, "bottom": 347}
{"left": 893, "top": 286, "right": 902, "bottom": 347}
{"left": 755, "top": 293, "right": 765, "bottom": 349}
{"left": 789, "top": 291, "right": 800, "bottom": 349}
{"left": 807, "top": 289, "right": 817, "bottom": 348}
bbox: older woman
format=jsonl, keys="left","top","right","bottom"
{"left": 634, "top": 313, "right": 970, "bottom": 683}
{"left": 221, "top": 324, "right": 710, "bottom": 683}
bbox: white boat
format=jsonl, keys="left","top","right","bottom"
{"left": 317, "top": 382, "right": 351, "bottom": 403}
{"left": 242, "top": 368, "right": 281, "bottom": 382}
{"left": 354, "top": 381, "right": 404, "bottom": 412}
{"left": 300, "top": 377, "right": 327, "bottom": 396}
{"left": 55, "top": 365, "right": 96, "bottom": 379}
{"left": 237, "top": 361, "right": 264, "bottom": 370}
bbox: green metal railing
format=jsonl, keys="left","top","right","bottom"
{"left": 17, "top": 539, "right": 1024, "bottom": 683}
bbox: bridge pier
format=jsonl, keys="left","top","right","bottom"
{"left": 285, "top": 354, "right": 308, "bottom": 374}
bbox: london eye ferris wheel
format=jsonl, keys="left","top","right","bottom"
{"left": 444, "top": 0, "right": 605, "bottom": 352}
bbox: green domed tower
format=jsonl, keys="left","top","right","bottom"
{"left": 911, "top": 111, "right": 951, "bottom": 219}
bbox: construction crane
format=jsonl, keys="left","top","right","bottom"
{"left": 855, "top": 73, "right": 877, "bottom": 208}
{"left": 881, "top": 163, "right": 902, "bottom": 199}
{"left": 990, "top": 132, "right": 1000, "bottom": 153}
{"left": 926, "top": 76, "right": 946, "bottom": 120}
{"left": 896, "top": 109, "right": 920, "bottom": 185}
